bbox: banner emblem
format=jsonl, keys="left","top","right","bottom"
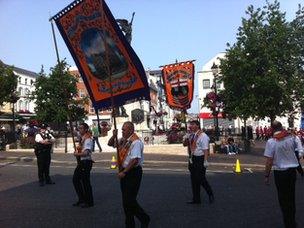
{"left": 161, "top": 61, "right": 195, "bottom": 110}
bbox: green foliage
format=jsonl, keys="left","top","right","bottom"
{"left": 220, "top": 1, "right": 303, "bottom": 122}
{"left": 30, "top": 61, "right": 87, "bottom": 125}
{"left": 290, "top": 5, "right": 304, "bottom": 111}
{"left": 0, "top": 61, "right": 18, "bottom": 106}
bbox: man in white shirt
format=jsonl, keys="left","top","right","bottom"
{"left": 264, "top": 121, "right": 303, "bottom": 228}
{"left": 73, "top": 123, "right": 94, "bottom": 208}
{"left": 34, "top": 123, "right": 55, "bottom": 186}
{"left": 183, "top": 120, "right": 214, "bottom": 204}
{"left": 108, "top": 121, "right": 150, "bottom": 228}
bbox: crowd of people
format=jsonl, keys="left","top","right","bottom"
{"left": 255, "top": 126, "right": 273, "bottom": 141}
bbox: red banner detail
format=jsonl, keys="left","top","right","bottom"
{"left": 199, "top": 112, "right": 224, "bottom": 119}
{"left": 161, "top": 61, "right": 194, "bottom": 110}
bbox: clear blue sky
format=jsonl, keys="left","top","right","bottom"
{"left": 0, "top": 0, "right": 301, "bottom": 113}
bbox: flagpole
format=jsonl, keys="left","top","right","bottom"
{"left": 49, "top": 18, "right": 77, "bottom": 156}
{"left": 101, "top": 3, "right": 120, "bottom": 170}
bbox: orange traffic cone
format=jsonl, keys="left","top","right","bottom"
{"left": 110, "top": 156, "right": 117, "bottom": 169}
{"left": 234, "top": 159, "right": 242, "bottom": 174}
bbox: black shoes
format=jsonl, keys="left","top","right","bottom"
{"left": 187, "top": 200, "right": 201, "bottom": 204}
{"left": 72, "top": 201, "right": 84, "bottom": 207}
{"left": 187, "top": 196, "right": 214, "bottom": 205}
{"left": 81, "top": 203, "right": 94, "bottom": 208}
{"left": 209, "top": 195, "right": 215, "bottom": 204}
{"left": 46, "top": 181, "right": 55, "bottom": 185}
{"left": 39, "top": 182, "right": 44, "bottom": 187}
{"left": 141, "top": 216, "right": 150, "bottom": 228}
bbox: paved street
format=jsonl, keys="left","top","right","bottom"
{"left": 1, "top": 148, "right": 304, "bottom": 228}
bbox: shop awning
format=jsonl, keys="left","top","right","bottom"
{"left": 199, "top": 112, "right": 224, "bottom": 119}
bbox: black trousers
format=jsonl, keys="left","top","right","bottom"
{"left": 188, "top": 155, "right": 213, "bottom": 202}
{"left": 274, "top": 168, "right": 297, "bottom": 228}
{"left": 92, "top": 136, "right": 102, "bottom": 152}
{"left": 120, "top": 166, "right": 150, "bottom": 228}
{"left": 36, "top": 151, "right": 51, "bottom": 183}
{"left": 73, "top": 160, "right": 94, "bottom": 205}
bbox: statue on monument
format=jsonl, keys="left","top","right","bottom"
{"left": 115, "top": 12, "right": 135, "bottom": 117}
{"left": 116, "top": 12, "right": 135, "bottom": 44}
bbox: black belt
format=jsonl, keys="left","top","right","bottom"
{"left": 125, "top": 166, "right": 142, "bottom": 173}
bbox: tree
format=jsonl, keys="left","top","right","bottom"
{"left": 30, "top": 61, "right": 87, "bottom": 126}
{"left": 0, "top": 61, "right": 18, "bottom": 106}
{"left": 290, "top": 5, "right": 304, "bottom": 122}
{"left": 220, "top": 1, "right": 299, "bottom": 123}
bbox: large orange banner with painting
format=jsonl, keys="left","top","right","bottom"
{"left": 52, "top": 0, "right": 150, "bottom": 109}
{"left": 161, "top": 61, "right": 195, "bottom": 110}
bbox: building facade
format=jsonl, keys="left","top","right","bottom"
{"left": 0, "top": 63, "right": 38, "bottom": 130}
{"left": 198, "top": 53, "right": 302, "bottom": 131}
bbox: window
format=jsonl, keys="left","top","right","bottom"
{"left": 18, "top": 100, "right": 22, "bottom": 111}
{"left": 31, "top": 79, "right": 34, "bottom": 85}
{"left": 18, "top": 87, "right": 22, "bottom": 96}
{"left": 18, "top": 77, "right": 21, "bottom": 83}
{"left": 203, "top": 79, "right": 210, "bottom": 89}
{"left": 18, "top": 88, "right": 23, "bottom": 96}
{"left": 25, "top": 101, "right": 29, "bottom": 111}
{"left": 25, "top": 88, "right": 30, "bottom": 96}
{"left": 25, "top": 78, "right": 28, "bottom": 85}
{"left": 19, "top": 101, "right": 25, "bottom": 110}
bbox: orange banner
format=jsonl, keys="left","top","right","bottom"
{"left": 52, "top": 0, "right": 150, "bottom": 109}
{"left": 161, "top": 61, "right": 195, "bottom": 110}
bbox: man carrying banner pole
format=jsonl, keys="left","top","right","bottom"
{"left": 51, "top": 0, "right": 151, "bottom": 220}
{"left": 108, "top": 121, "right": 150, "bottom": 228}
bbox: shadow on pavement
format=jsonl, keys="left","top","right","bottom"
{"left": 1, "top": 171, "right": 304, "bottom": 228}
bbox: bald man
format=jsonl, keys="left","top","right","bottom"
{"left": 108, "top": 121, "right": 150, "bottom": 228}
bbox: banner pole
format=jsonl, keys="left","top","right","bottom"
{"left": 50, "top": 19, "right": 61, "bottom": 64}
{"left": 101, "top": 3, "right": 120, "bottom": 171}
{"left": 49, "top": 19, "right": 77, "bottom": 156}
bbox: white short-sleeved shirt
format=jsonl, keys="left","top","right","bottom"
{"left": 81, "top": 138, "right": 93, "bottom": 161}
{"left": 264, "top": 135, "right": 303, "bottom": 170}
{"left": 35, "top": 131, "right": 55, "bottom": 143}
{"left": 122, "top": 139, "right": 144, "bottom": 168}
{"left": 191, "top": 131, "right": 210, "bottom": 156}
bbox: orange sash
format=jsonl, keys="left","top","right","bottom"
{"left": 190, "top": 130, "right": 203, "bottom": 154}
{"left": 118, "top": 133, "right": 140, "bottom": 166}
{"left": 273, "top": 130, "right": 289, "bottom": 141}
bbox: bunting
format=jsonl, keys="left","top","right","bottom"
{"left": 52, "top": 0, "right": 150, "bottom": 110}
{"left": 161, "top": 61, "right": 195, "bottom": 110}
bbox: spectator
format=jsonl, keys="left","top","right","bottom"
{"left": 226, "top": 137, "right": 239, "bottom": 155}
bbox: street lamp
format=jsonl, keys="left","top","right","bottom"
{"left": 211, "top": 62, "right": 219, "bottom": 141}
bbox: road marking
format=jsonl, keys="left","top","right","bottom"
{"left": 244, "top": 168, "right": 253, "bottom": 173}
{"left": 8, "top": 163, "right": 241, "bottom": 174}
{"left": 49, "top": 159, "right": 264, "bottom": 168}
{"left": 0, "top": 162, "right": 16, "bottom": 168}
{"left": 2, "top": 157, "right": 265, "bottom": 168}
